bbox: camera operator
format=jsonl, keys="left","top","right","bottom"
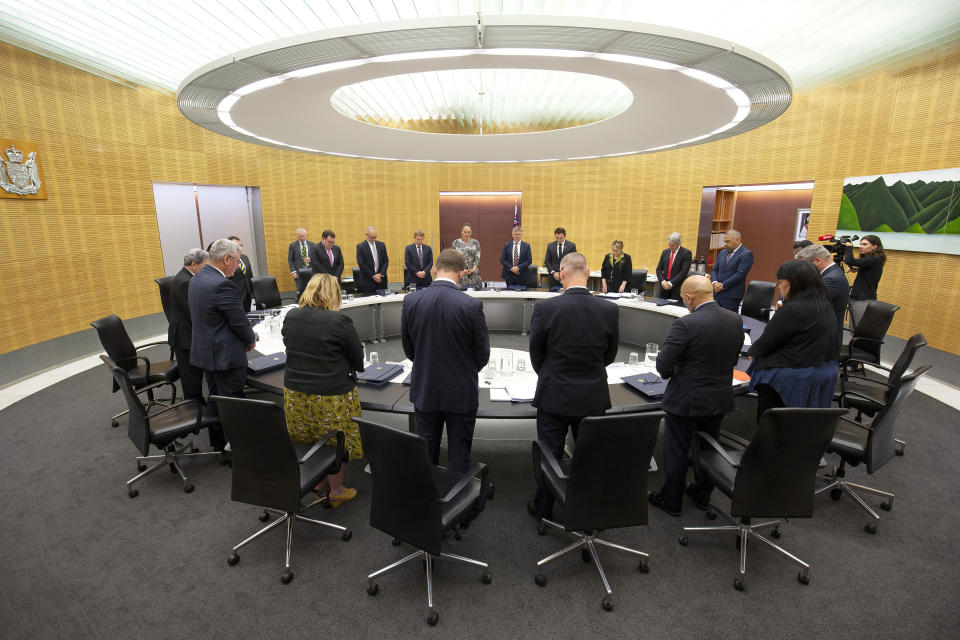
{"left": 843, "top": 234, "right": 886, "bottom": 327}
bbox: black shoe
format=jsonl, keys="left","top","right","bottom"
{"left": 685, "top": 484, "right": 711, "bottom": 511}
{"left": 648, "top": 492, "right": 681, "bottom": 517}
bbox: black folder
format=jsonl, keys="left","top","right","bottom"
{"left": 247, "top": 352, "right": 287, "bottom": 374}
{"left": 357, "top": 363, "right": 404, "bottom": 386}
{"left": 621, "top": 373, "right": 668, "bottom": 399}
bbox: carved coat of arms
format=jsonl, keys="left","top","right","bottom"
{"left": 0, "top": 145, "right": 43, "bottom": 195}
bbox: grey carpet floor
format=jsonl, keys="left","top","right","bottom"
{"left": 1, "top": 340, "right": 959, "bottom": 639}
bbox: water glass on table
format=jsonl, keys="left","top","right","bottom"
{"left": 628, "top": 352, "right": 639, "bottom": 367}
{"left": 645, "top": 343, "right": 659, "bottom": 364}
{"left": 369, "top": 352, "right": 379, "bottom": 365}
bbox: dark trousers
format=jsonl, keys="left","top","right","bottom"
{"left": 174, "top": 347, "right": 204, "bottom": 403}
{"left": 414, "top": 409, "right": 477, "bottom": 474}
{"left": 203, "top": 366, "right": 246, "bottom": 450}
{"left": 533, "top": 409, "right": 585, "bottom": 518}
{"left": 755, "top": 383, "right": 786, "bottom": 424}
{"left": 658, "top": 412, "right": 723, "bottom": 511}
{"left": 715, "top": 296, "right": 741, "bottom": 312}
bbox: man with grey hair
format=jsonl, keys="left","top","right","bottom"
{"left": 527, "top": 252, "right": 620, "bottom": 520}
{"left": 356, "top": 226, "right": 389, "bottom": 295}
{"left": 288, "top": 228, "right": 312, "bottom": 297}
{"left": 710, "top": 229, "right": 754, "bottom": 311}
{"left": 655, "top": 232, "right": 693, "bottom": 300}
{"left": 189, "top": 239, "right": 257, "bottom": 449}
{"left": 795, "top": 243, "right": 849, "bottom": 339}
{"left": 169, "top": 248, "right": 208, "bottom": 403}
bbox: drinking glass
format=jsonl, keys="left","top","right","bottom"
{"left": 499, "top": 351, "right": 514, "bottom": 374}
{"left": 516, "top": 357, "right": 526, "bottom": 372}
{"left": 645, "top": 343, "right": 659, "bottom": 364}
{"left": 630, "top": 288, "right": 639, "bottom": 299}
{"left": 484, "top": 363, "right": 496, "bottom": 381}
{"left": 369, "top": 352, "right": 379, "bottom": 365}
{"left": 638, "top": 290, "right": 645, "bottom": 303}
{"left": 628, "top": 352, "right": 639, "bottom": 367}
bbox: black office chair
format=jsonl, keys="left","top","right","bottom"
{"left": 214, "top": 396, "right": 351, "bottom": 584}
{"left": 154, "top": 275, "right": 175, "bottom": 322}
{"left": 819, "top": 365, "right": 930, "bottom": 534}
{"left": 524, "top": 263, "right": 540, "bottom": 289}
{"left": 740, "top": 281, "right": 777, "bottom": 320}
{"left": 532, "top": 413, "right": 661, "bottom": 611}
{"left": 355, "top": 417, "right": 490, "bottom": 626}
{"left": 840, "top": 300, "right": 899, "bottom": 370}
{"left": 628, "top": 269, "right": 648, "bottom": 294}
{"left": 103, "top": 355, "right": 220, "bottom": 497}
{"left": 251, "top": 275, "right": 296, "bottom": 310}
{"left": 680, "top": 407, "right": 846, "bottom": 591}
{"left": 91, "top": 314, "right": 179, "bottom": 427}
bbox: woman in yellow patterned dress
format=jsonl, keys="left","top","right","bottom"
{"left": 282, "top": 273, "right": 365, "bottom": 507}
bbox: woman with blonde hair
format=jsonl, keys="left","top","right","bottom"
{"left": 451, "top": 223, "right": 482, "bottom": 289}
{"left": 281, "top": 273, "right": 364, "bottom": 507}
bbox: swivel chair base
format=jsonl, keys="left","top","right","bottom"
{"left": 679, "top": 512, "right": 809, "bottom": 591}
{"left": 534, "top": 517, "right": 650, "bottom": 611}
{"left": 366, "top": 547, "right": 491, "bottom": 626}
{"left": 817, "top": 463, "right": 894, "bottom": 535}
{"left": 227, "top": 496, "right": 352, "bottom": 585}
{"left": 127, "top": 438, "right": 220, "bottom": 497}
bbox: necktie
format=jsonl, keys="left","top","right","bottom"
{"left": 327, "top": 248, "right": 334, "bottom": 266}
{"left": 371, "top": 243, "right": 379, "bottom": 272}
{"left": 417, "top": 246, "right": 423, "bottom": 268}
{"left": 300, "top": 242, "right": 306, "bottom": 260}
{"left": 239, "top": 258, "right": 246, "bottom": 274}
{"left": 558, "top": 243, "right": 562, "bottom": 259}
{"left": 513, "top": 243, "right": 519, "bottom": 266}
{"left": 667, "top": 251, "right": 675, "bottom": 279}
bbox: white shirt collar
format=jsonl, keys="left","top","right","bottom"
{"left": 436, "top": 277, "right": 457, "bottom": 285}
{"left": 211, "top": 265, "right": 226, "bottom": 278}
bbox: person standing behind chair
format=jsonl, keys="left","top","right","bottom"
{"left": 451, "top": 223, "right": 482, "bottom": 289}
{"left": 528, "top": 252, "right": 619, "bottom": 520}
{"left": 544, "top": 227, "right": 577, "bottom": 291}
{"left": 404, "top": 230, "right": 433, "bottom": 290}
{"left": 169, "top": 248, "right": 208, "bottom": 403}
{"left": 401, "top": 249, "right": 490, "bottom": 473}
{"left": 227, "top": 235, "right": 254, "bottom": 312}
{"left": 843, "top": 234, "right": 886, "bottom": 328}
{"left": 282, "top": 274, "right": 364, "bottom": 507}
{"left": 655, "top": 232, "right": 693, "bottom": 300}
{"left": 356, "top": 226, "right": 389, "bottom": 295}
{"left": 747, "top": 260, "right": 840, "bottom": 422}
{"left": 288, "top": 228, "right": 313, "bottom": 297}
{"left": 794, "top": 243, "right": 850, "bottom": 342}
{"left": 710, "top": 230, "right": 754, "bottom": 312}
{"left": 647, "top": 275, "right": 744, "bottom": 517}
{"left": 189, "top": 239, "right": 257, "bottom": 449}
{"left": 600, "top": 240, "right": 632, "bottom": 294}
{"left": 309, "top": 229, "right": 344, "bottom": 280}
{"left": 500, "top": 225, "right": 532, "bottom": 289}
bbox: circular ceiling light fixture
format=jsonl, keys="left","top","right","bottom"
{"left": 178, "top": 16, "right": 792, "bottom": 162}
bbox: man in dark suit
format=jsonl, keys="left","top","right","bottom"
{"left": 168, "top": 248, "right": 208, "bottom": 403}
{"left": 227, "top": 235, "right": 254, "bottom": 312}
{"left": 710, "top": 229, "right": 754, "bottom": 312}
{"left": 528, "top": 252, "right": 619, "bottom": 519}
{"left": 403, "top": 229, "right": 433, "bottom": 289}
{"left": 401, "top": 249, "right": 490, "bottom": 473}
{"left": 189, "top": 238, "right": 258, "bottom": 449}
{"left": 655, "top": 232, "right": 693, "bottom": 300}
{"left": 287, "top": 228, "right": 313, "bottom": 297}
{"left": 356, "top": 225, "right": 389, "bottom": 295}
{"left": 648, "top": 275, "right": 744, "bottom": 517}
{"left": 543, "top": 227, "right": 577, "bottom": 291}
{"left": 795, "top": 243, "right": 850, "bottom": 342}
{"left": 500, "top": 225, "right": 532, "bottom": 289}
{"left": 309, "top": 229, "right": 344, "bottom": 280}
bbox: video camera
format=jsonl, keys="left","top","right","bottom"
{"left": 818, "top": 234, "right": 859, "bottom": 264}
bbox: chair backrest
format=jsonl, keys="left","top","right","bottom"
{"left": 251, "top": 276, "right": 282, "bottom": 310}
{"left": 628, "top": 269, "right": 648, "bottom": 293}
{"left": 214, "top": 396, "right": 303, "bottom": 513}
{"left": 154, "top": 275, "right": 176, "bottom": 321}
{"left": 101, "top": 355, "right": 152, "bottom": 455}
{"left": 887, "top": 333, "right": 926, "bottom": 385}
{"left": 740, "top": 281, "right": 777, "bottom": 320}
{"left": 652, "top": 281, "right": 664, "bottom": 298}
{"left": 564, "top": 412, "right": 662, "bottom": 532}
{"left": 852, "top": 300, "right": 899, "bottom": 347}
{"left": 91, "top": 315, "right": 138, "bottom": 371}
{"left": 732, "top": 407, "right": 847, "bottom": 518}
{"left": 865, "top": 364, "right": 930, "bottom": 473}
{"left": 355, "top": 418, "right": 444, "bottom": 555}
{"left": 525, "top": 263, "right": 539, "bottom": 288}
{"left": 352, "top": 267, "right": 360, "bottom": 281}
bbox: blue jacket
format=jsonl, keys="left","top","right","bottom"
{"left": 499, "top": 240, "right": 532, "bottom": 285}
{"left": 188, "top": 264, "right": 256, "bottom": 371}
{"left": 403, "top": 243, "right": 433, "bottom": 286}
{"left": 711, "top": 245, "right": 754, "bottom": 307}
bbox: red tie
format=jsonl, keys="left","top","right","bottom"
{"left": 667, "top": 251, "right": 675, "bottom": 279}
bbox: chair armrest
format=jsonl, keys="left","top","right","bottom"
{"left": 838, "top": 415, "right": 875, "bottom": 432}
{"left": 838, "top": 390, "right": 883, "bottom": 411}
{"left": 135, "top": 340, "right": 172, "bottom": 351}
{"left": 696, "top": 431, "right": 740, "bottom": 468}
{"left": 533, "top": 439, "right": 568, "bottom": 480}
{"left": 299, "top": 430, "right": 343, "bottom": 470}
{"left": 717, "top": 430, "right": 751, "bottom": 450}
{"left": 439, "top": 463, "right": 488, "bottom": 503}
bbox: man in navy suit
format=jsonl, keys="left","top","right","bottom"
{"left": 544, "top": 227, "right": 577, "bottom": 291}
{"left": 309, "top": 229, "right": 344, "bottom": 280}
{"left": 356, "top": 226, "right": 389, "bottom": 295}
{"left": 795, "top": 243, "right": 850, "bottom": 343}
{"left": 648, "top": 275, "right": 744, "bottom": 517}
{"left": 168, "top": 248, "right": 207, "bottom": 403}
{"left": 655, "top": 232, "right": 693, "bottom": 300}
{"left": 500, "top": 225, "right": 532, "bottom": 289}
{"left": 189, "top": 238, "right": 257, "bottom": 449}
{"left": 401, "top": 249, "right": 490, "bottom": 473}
{"left": 528, "top": 252, "right": 619, "bottom": 519}
{"left": 710, "top": 229, "right": 754, "bottom": 311}
{"left": 403, "top": 229, "right": 433, "bottom": 289}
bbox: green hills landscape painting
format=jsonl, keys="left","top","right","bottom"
{"left": 836, "top": 168, "right": 960, "bottom": 254}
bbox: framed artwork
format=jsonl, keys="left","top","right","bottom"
{"left": 795, "top": 208, "right": 810, "bottom": 241}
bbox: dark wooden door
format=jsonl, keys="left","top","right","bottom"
{"left": 439, "top": 194, "right": 521, "bottom": 282}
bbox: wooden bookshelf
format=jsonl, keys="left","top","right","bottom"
{"left": 708, "top": 189, "right": 736, "bottom": 266}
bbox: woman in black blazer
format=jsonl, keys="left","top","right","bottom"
{"left": 747, "top": 260, "right": 839, "bottom": 421}
{"left": 600, "top": 240, "right": 632, "bottom": 293}
{"left": 282, "top": 274, "right": 365, "bottom": 507}
{"left": 844, "top": 234, "right": 886, "bottom": 326}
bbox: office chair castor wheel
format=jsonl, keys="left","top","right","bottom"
{"left": 427, "top": 611, "right": 439, "bottom": 626}
{"left": 259, "top": 510, "right": 270, "bottom": 522}
{"left": 280, "top": 571, "right": 293, "bottom": 585}
{"left": 136, "top": 462, "right": 146, "bottom": 472}
{"left": 537, "top": 522, "right": 547, "bottom": 536}
{"left": 183, "top": 484, "right": 194, "bottom": 494}
{"left": 830, "top": 488, "right": 843, "bottom": 501}
{"left": 734, "top": 577, "right": 745, "bottom": 591}
{"left": 706, "top": 510, "right": 718, "bottom": 520}
{"left": 227, "top": 552, "right": 239, "bottom": 566}
{"left": 341, "top": 530, "right": 352, "bottom": 541}
{"left": 581, "top": 549, "right": 592, "bottom": 563}
{"left": 880, "top": 501, "right": 892, "bottom": 511}
{"left": 481, "top": 572, "right": 492, "bottom": 584}
{"left": 797, "top": 572, "right": 809, "bottom": 585}
{"left": 111, "top": 419, "right": 119, "bottom": 427}
{"left": 602, "top": 597, "right": 613, "bottom": 612}
{"left": 534, "top": 573, "right": 547, "bottom": 587}
{"left": 638, "top": 559, "right": 650, "bottom": 573}
{"left": 771, "top": 528, "right": 781, "bottom": 539}
{"left": 366, "top": 582, "right": 379, "bottom": 596}
{"left": 127, "top": 488, "right": 139, "bottom": 499}
{"left": 392, "top": 537, "right": 401, "bottom": 546}
{"left": 864, "top": 523, "right": 878, "bottom": 535}
{"left": 678, "top": 535, "right": 689, "bottom": 546}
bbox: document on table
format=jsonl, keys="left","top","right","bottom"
{"left": 505, "top": 379, "right": 538, "bottom": 402}
{"left": 489, "top": 387, "right": 511, "bottom": 402}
